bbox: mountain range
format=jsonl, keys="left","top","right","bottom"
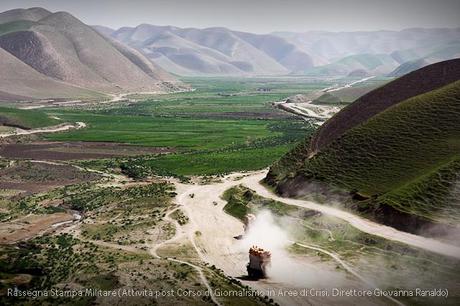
{"left": 94, "top": 24, "right": 314, "bottom": 76}
{"left": 1, "top": 7, "right": 459, "bottom": 102}
{"left": 97, "top": 24, "right": 460, "bottom": 76}
{"left": 0, "top": 7, "right": 179, "bottom": 102}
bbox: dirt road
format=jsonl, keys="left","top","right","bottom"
{"left": 325, "top": 76, "right": 375, "bottom": 93}
{"left": 172, "top": 172, "right": 393, "bottom": 306}
{"left": 0, "top": 122, "right": 86, "bottom": 138}
{"left": 4, "top": 164, "right": 455, "bottom": 305}
{"left": 165, "top": 169, "right": 460, "bottom": 304}
{"left": 239, "top": 171, "right": 460, "bottom": 260}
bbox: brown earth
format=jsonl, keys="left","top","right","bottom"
{"left": 0, "top": 141, "right": 174, "bottom": 160}
{"left": 0, "top": 212, "right": 75, "bottom": 244}
{"left": 0, "top": 161, "right": 100, "bottom": 194}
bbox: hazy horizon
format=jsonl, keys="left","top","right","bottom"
{"left": 0, "top": 0, "right": 459, "bottom": 34}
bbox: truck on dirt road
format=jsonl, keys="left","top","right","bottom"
{"left": 247, "top": 245, "right": 271, "bottom": 279}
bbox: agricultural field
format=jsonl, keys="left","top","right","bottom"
{"left": 36, "top": 77, "right": 332, "bottom": 176}
{"left": 0, "top": 106, "right": 61, "bottom": 129}
{"left": 45, "top": 114, "right": 280, "bottom": 150}
{"left": 1, "top": 77, "right": 349, "bottom": 176}
{"left": 1, "top": 3, "right": 459, "bottom": 305}
{"left": 6, "top": 76, "right": 448, "bottom": 305}
{"left": 116, "top": 77, "right": 335, "bottom": 118}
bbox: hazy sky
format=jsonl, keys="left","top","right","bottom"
{"left": 1, "top": 0, "right": 459, "bottom": 33}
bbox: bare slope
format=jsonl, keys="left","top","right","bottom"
{"left": 0, "top": 47, "right": 103, "bottom": 101}
{"left": 0, "top": 7, "right": 51, "bottom": 23}
{"left": 104, "top": 24, "right": 313, "bottom": 76}
{"left": 0, "top": 8, "right": 179, "bottom": 97}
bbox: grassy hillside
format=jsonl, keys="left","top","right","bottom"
{"left": 376, "top": 157, "right": 460, "bottom": 224}
{"left": 310, "top": 59, "right": 460, "bottom": 153}
{"left": 0, "top": 106, "right": 60, "bottom": 129}
{"left": 267, "top": 79, "right": 460, "bottom": 227}
{"left": 305, "top": 81, "right": 460, "bottom": 195}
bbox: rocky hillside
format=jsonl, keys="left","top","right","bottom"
{"left": 266, "top": 59, "right": 460, "bottom": 234}
{"left": 0, "top": 7, "right": 179, "bottom": 101}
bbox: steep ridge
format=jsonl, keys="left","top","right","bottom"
{"left": 310, "top": 59, "right": 460, "bottom": 154}
{"left": 0, "top": 7, "right": 179, "bottom": 99}
{"left": 387, "top": 58, "right": 429, "bottom": 77}
{"left": 266, "top": 60, "right": 460, "bottom": 234}
{"left": 104, "top": 24, "right": 313, "bottom": 76}
{"left": 0, "top": 7, "right": 51, "bottom": 23}
{"left": 0, "top": 47, "right": 102, "bottom": 101}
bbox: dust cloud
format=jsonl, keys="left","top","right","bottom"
{"left": 236, "top": 210, "right": 346, "bottom": 287}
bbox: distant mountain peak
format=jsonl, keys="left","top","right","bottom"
{"left": 106, "top": 23, "right": 314, "bottom": 76}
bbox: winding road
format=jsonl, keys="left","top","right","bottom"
{"left": 277, "top": 76, "right": 376, "bottom": 123}
{"left": 147, "top": 206, "right": 222, "bottom": 306}
{"left": 168, "top": 169, "right": 460, "bottom": 304}
{"left": 0, "top": 122, "right": 86, "bottom": 138}
{"left": 171, "top": 172, "right": 405, "bottom": 305}
{"left": 238, "top": 171, "right": 460, "bottom": 260}
{"left": 6, "top": 162, "right": 457, "bottom": 305}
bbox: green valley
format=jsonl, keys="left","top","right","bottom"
{"left": 1, "top": 4, "right": 460, "bottom": 305}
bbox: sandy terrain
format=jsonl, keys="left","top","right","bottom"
{"left": 170, "top": 172, "right": 395, "bottom": 306}
{"left": 0, "top": 212, "right": 77, "bottom": 244}
{"left": 4, "top": 166, "right": 457, "bottom": 305}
